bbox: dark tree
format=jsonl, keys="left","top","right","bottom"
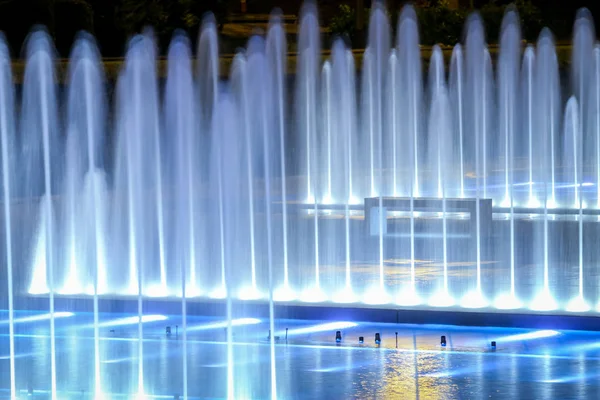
{"left": 116, "top": 0, "right": 228, "bottom": 51}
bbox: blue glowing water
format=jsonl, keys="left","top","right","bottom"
{"left": 1, "top": 311, "right": 600, "bottom": 398}
{"left": 2, "top": 2, "right": 600, "bottom": 399}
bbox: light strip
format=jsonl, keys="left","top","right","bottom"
{"left": 0, "top": 312, "right": 74, "bottom": 324}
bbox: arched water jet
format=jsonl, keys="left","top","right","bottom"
{"left": 449, "top": 44, "right": 466, "bottom": 198}
{"left": 396, "top": 4, "right": 423, "bottom": 305}
{"left": 0, "top": 32, "right": 17, "bottom": 398}
{"left": 320, "top": 61, "right": 333, "bottom": 204}
{"left": 387, "top": 49, "right": 399, "bottom": 197}
{"left": 427, "top": 45, "right": 445, "bottom": 198}
{"left": 21, "top": 29, "right": 60, "bottom": 398}
{"left": 244, "top": 37, "right": 278, "bottom": 398}
{"left": 197, "top": 18, "right": 224, "bottom": 299}
{"left": 331, "top": 39, "right": 358, "bottom": 303}
{"left": 296, "top": 2, "right": 320, "bottom": 204}
{"left": 496, "top": 8, "right": 521, "bottom": 209}
{"left": 163, "top": 33, "right": 196, "bottom": 398}
{"left": 461, "top": 13, "right": 488, "bottom": 308}
{"left": 494, "top": 7, "right": 522, "bottom": 309}
{"left": 165, "top": 34, "right": 202, "bottom": 299}
{"left": 482, "top": 49, "right": 494, "bottom": 200}
{"left": 535, "top": 29, "right": 560, "bottom": 209}
{"left": 562, "top": 98, "right": 590, "bottom": 312}
{"left": 266, "top": 12, "right": 295, "bottom": 301}
{"left": 396, "top": 5, "right": 422, "bottom": 198}
{"left": 593, "top": 46, "right": 600, "bottom": 210}
{"left": 520, "top": 45, "right": 540, "bottom": 208}
{"left": 427, "top": 87, "right": 456, "bottom": 307}
{"left": 64, "top": 33, "right": 108, "bottom": 397}
{"left": 229, "top": 53, "right": 260, "bottom": 300}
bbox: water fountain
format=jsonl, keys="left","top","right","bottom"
{"left": 1, "top": 2, "right": 600, "bottom": 398}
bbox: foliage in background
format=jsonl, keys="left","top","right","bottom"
{"left": 329, "top": 4, "right": 356, "bottom": 41}
{"left": 117, "top": 0, "right": 227, "bottom": 49}
{"left": 0, "top": 0, "right": 228, "bottom": 57}
{"left": 416, "top": 0, "right": 467, "bottom": 45}
{"left": 327, "top": 0, "right": 547, "bottom": 46}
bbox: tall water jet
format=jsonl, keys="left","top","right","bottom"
{"left": 395, "top": 5, "right": 422, "bottom": 306}
{"left": 22, "top": 29, "right": 60, "bottom": 398}
{"left": 0, "top": 32, "right": 16, "bottom": 398}
{"left": 535, "top": 95, "right": 577, "bottom": 311}
{"left": 214, "top": 93, "right": 237, "bottom": 399}
{"left": 396, "top": 5, "right": 422, "bottom": 198}
{"left": 229, "top": 53, "right": 260, "bottom": 300}
{"left": 496, "top": 8, "right": 521, "bottom": 208}
{"left": 427, "top": 85, "right": 456, "bottom": 308}
{"left": 246, "top": 37, "right": 278, "bottom": 399}
{"left": 532, "top": 29, "right": 560, "bottom": 313}
{"left": 535, "top": 30, "right": 560, "bottom": 209}
{"left": 593, "top": 45, "right": 600, "bottom": 210}
{"left": 113, "top": 32, "right": 167, "bottom": 298}
{"left": 449, "top": 44, "right": 466, "bottom": 198}
{"left": 166, "top": 34, "right": 202, "bottom": 299}
{"left": 363, "top": 1, "right": 391, "bottom": 304}
{"left": 563, "top": 98, "right": 589, "bottom": 312}
{"left": 521, "top": 45, "right": 539, "bottom": 208}
{"left": 482, "top": 49, "right": 494, "bottom": 200}
{"left": 387, "top": 49, "right": 399, "bottom": 196}
{"left": 296, "top": 2, "right": 320, "bottom": 204}
{"left": 266, "top": 11, "right": 294, "bottom": 300}
{"left": 164, "top": 32, "right": 197, "bottom": 397}
{"left": 197, "top": 14, "right": 220, "bottom": 143}
{"left": 427, "top": 45, "right": 446, "bottom": 198}
{"left": 64, "top": 33, "right": 108, "bottom": 396}
{"left": 112, "top": 31, "right": 169, "bottom": 395}
{"left": 572, "top": 8, "right": 595, "bottom": 161}
{"left": 197, "top": 17, "right": 222, "bottom": 298}
{"left": 331, "top": 39, "right": 357, "bottom": 302}
{"left": 321, "top": 61, "right": 333, "bottom": 203}
{"left": 494, "top": 7, "right": 522, "bottom": 309}
{"left": 462, "top": 13, "right": 488, "bottom": 308}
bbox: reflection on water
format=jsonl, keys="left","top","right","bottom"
{"left": 1, "top": 313, "right": 600, "bottom": 398}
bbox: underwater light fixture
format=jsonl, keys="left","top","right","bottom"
{"left": 441, "top": 335, "right": 447, "bottom": 346}
{"left": 375, "top": 333, "right": 381, "bottom": 344}
{"left": 335, "top": 331, "right": 342, "bottom": 342}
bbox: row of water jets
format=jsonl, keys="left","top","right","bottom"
{"left": 0, "top": 1, "right": 599, "bottom": 398}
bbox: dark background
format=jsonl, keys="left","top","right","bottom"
{"left": 0, "top": 0, "right": 597, "bottom": 57}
